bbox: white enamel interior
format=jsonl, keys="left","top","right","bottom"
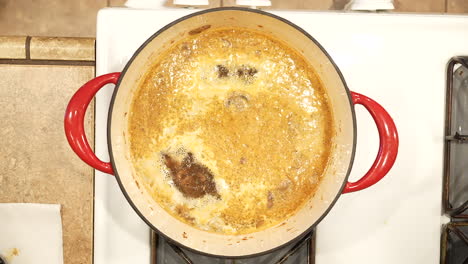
{"left": 109, "top": 9, "right": 355, "bottom": 257}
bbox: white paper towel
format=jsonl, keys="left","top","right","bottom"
{"left": 0, "top": 203, "right": 63, "bottom": 264}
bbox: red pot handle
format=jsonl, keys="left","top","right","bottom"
{"left": 342, "top": 92, "right": 399, "bottom": 194}
{"left": 64, "top": 72, "right": 121, "bottom": 175}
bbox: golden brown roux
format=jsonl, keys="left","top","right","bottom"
{"left": 128, "top": 27, "right": 334, "bottom": 234}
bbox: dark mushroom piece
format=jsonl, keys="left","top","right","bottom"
{"left": 216, "top": 64, "right": 229, "bottom": 78}
{"left": 225, "top": 92, "right": 249, "bottom": 111}
{"left": 237, "top": 65, "right": 258, "bottom": 82}
{"left": 163, "top": 152, "right": 220, "bottom": 199}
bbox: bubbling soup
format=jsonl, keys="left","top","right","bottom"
{"left": 128, "top": 27, "right": 334, "bottom": 235}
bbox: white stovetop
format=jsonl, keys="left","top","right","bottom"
{"left": 95, "top": 8, "right": 468, "bottom": 264}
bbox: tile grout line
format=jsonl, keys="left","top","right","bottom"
{"left": 25, "top": 36, "right": 31, "bottom": 60}
{"left": 0, "top": 59, "right": 95, "bottom": 66}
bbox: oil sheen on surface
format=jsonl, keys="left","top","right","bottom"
{"left": 128, "top": 27, "right": 334, "bottom": 235}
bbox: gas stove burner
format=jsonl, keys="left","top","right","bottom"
{"left": 151, "top": 230, "right": 315, "bottom": 264}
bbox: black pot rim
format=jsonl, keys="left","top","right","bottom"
{"left": 107, "top": 6, "right": 357, "bottom": 259}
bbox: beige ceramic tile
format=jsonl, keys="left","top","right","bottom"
{"left": 0, "top": 0, "right": 107, "bottom": 37}
{"left": 30, "top": 37, "right": 95, "bottom": 61}
{"left": 329, "top": 0, "right": 348, "bottom": 10}
{"left": 447, "top": 0, "right": 468, "bottom": 13}
{"left": 221, "top": 0, "right": 242, "bottom": 6}
{"left": 302, "top": 0, "right": 334, "bottom": 10}
{"left": 223, "top": 0, "right": 453, "bottom": 11}
{"left": 222, "top": 0, "right": 333, "bottom": 9}
{"left": 393, "top": 0, "right": 446, "bottom": 12}
{"left": 0, "top": 36, "right": 26, "bottom": 59}
{"left": 109, "top": 0, "right": 221, "bottom": 7}
{"left": 109, "top": 0, "right": 128, "bottom": 6}
{"left": 0, "top": 65, "right": 95, "bottom": 264}
{"left": 167, "top": 0, "right": 222, "bottom": 7}
{"left": 265, "top": 0, "right": 304, "bottom": 9}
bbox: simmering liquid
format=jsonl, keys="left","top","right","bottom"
{"left": 128, "top": 27, "right": 334, "bottom": 235}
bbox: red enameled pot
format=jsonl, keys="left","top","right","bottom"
{"left": 64, "top": 7, "right": 398, "bottom": 258}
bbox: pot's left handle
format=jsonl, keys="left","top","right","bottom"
{"left": 64, "top": 72, "right": 121, "bottom": 175}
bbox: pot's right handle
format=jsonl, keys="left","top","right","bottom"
{"left": 64, "top": 73, "right": 121, "bottom": 175}
{"left": 342, "top": 92, "right": 399, "bottom": 194}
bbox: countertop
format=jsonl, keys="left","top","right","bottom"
{"left": 0, "top": 36, "right": 96, "bottom": 264}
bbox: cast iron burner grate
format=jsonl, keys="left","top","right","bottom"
{"left": 441, "top": 223, "right": 468, "bottom": 264}
{"left": 443, "top": 56, "right": 468, "bottom": 218}
{"left": 441, "top": 56, "right": 468, "bottom": 264}
{"left": 150, "top": 230, "right": 315, "bottom": 264}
